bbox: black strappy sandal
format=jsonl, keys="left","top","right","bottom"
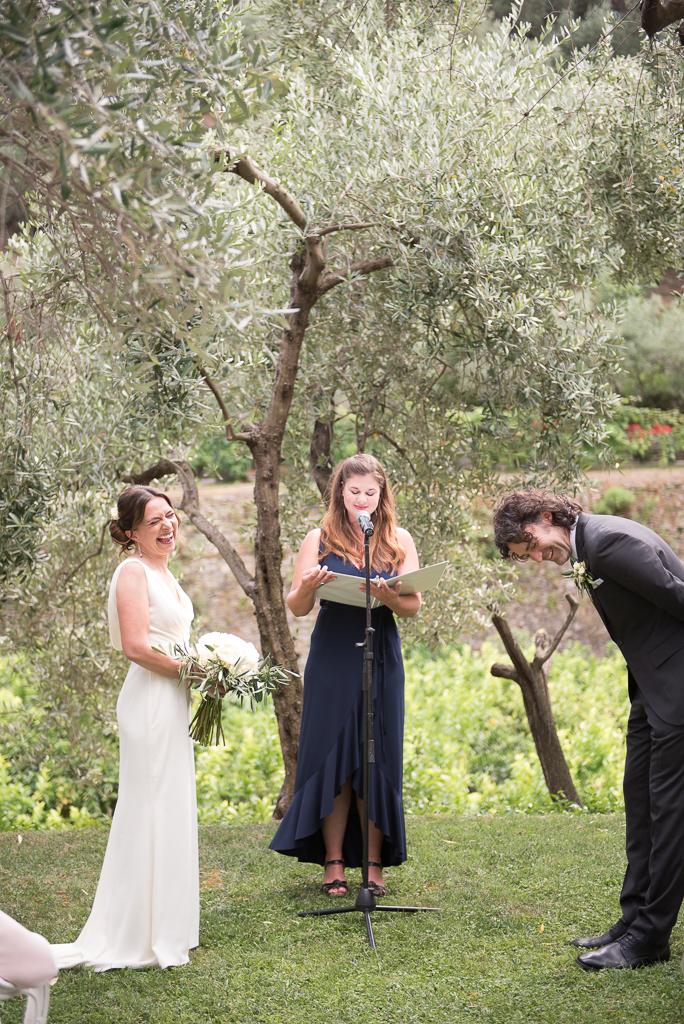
{"left": 321, "top": 859, "right": 348, "bottom": 896}
{"left": 367, "top": 860, "right": 386, "bottom": 898}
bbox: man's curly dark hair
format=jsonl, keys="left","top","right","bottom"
{"left": 493, "top": 489, "right": 583, "bottom": 559}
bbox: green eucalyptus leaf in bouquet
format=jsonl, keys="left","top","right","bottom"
{"left": 174, "top": 632, "right": 292, "bottom": 746}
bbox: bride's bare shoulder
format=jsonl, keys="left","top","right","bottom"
{"left": 114, "top": 558, "right": 146, "bottom": 586}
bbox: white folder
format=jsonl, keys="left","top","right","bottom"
{"left": 317, "top": 561, "right": 448, "bottom": 609}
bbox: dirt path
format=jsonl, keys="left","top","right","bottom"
{"left": 171, "top": 466, "right": 684, "bottom": 659}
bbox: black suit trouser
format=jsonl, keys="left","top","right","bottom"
{"left": 620, "top": 686, "right": 684, "bottom": 945}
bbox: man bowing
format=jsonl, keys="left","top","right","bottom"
{"left": 493, "top": 488, "right": 684, "bottom": 971}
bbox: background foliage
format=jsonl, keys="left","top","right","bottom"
{"left": 614, "top": 296, "right": 684, "bottom": 411}
{"left": 0, "top": 641, "right": 628, "bottom": 830}
{"left": 489, "top": 0, "right": 644, "bottom": 55}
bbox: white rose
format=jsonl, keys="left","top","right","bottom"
{"left": 192, "top": 642, "right": 213, "bottom": 668}
{"left": 196, "top": 632, "right": 260, "bottom": 674}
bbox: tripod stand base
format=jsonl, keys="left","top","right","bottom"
{"left": 298, "top": 887, "right": 440, "bottom": 949}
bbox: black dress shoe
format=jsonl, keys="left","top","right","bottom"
{"left": 576, "top": 933, "right": 670, "bottom": 971}
{"left": 570, "top": 920, "right": 629, "bottom": 949}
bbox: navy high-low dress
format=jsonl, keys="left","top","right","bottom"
{"left": 270, "top": 551, "right": 407, "bottom": 867}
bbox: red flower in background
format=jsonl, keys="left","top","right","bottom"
{"left": 626, "top": 422, "right": 673, "bottom": 437}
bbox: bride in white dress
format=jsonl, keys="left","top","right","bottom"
{"left": 52, "top": 485, "right": 199, "bottom": 971}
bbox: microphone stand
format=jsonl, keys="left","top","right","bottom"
{"left": 298, "top": 517, "right": 440, "bottom": 949}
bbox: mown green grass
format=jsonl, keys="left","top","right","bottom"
{"left": 2, "top": 815, "right": 683, "bottom": 1023}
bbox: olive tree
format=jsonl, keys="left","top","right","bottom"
{"left": 2, "top": 0, "right": 684, "bottom": 814}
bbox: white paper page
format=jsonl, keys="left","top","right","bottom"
{"left": 317, "top": 561, "right": 448, "bottom": 608}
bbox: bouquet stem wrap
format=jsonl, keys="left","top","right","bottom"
{"left": 173, "top": 632, "right": 291, "bottom": 746}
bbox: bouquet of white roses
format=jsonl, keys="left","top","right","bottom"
{"left": 177, "top": 632, "right": 289, "bottom": 746}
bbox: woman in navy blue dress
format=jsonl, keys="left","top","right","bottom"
{"left": 270, "top": 454, "right": 421, "bottom": 897}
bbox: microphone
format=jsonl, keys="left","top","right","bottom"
{"left": 357, "top": 512, "right": 375, "bottom": 536}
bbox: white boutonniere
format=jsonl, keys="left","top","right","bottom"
{"left": 561, "top": 560, "right": 603, "bottom": 596}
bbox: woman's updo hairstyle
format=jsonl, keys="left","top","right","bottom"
{"left": 109, "top": 486, "right": 174, "bottom": 553}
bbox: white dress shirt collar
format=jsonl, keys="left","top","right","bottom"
{"left": 569, "top": 521, "right": 578, "bottom": 563}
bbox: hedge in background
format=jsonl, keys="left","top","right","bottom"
{"left": 600, "top": 404, "right": 684, "bottom": 465}
{"left": 0, "top": 641, "right": 628, "bottom": 830}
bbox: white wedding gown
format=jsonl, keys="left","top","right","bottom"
{"left": 52, "top": 559, "right": 199, "bottom": 971}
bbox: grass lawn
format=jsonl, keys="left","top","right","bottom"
{"left": 1, "top": 814, "right": 683, "bottom": 1024}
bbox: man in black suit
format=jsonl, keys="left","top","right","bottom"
{"left": 493, "top": 488, "right": 684, "bottom": 971}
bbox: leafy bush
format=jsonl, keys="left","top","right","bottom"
{"left": 0, "top": 641, "right": 629, "bottom": 829}
{"left": 594, "top": 486, "right": 636, "bottom": 518}
{"left": 189, "top": 431, "right": 253, "bottom": 483}
{"left": 489, "top": 0, "right": 642, "bottom": 56}
{"left": 598, "top": 405, "right": 684, "bottom": 465}
{"left": 615, "top": 295, "right": 684, "bottom": 410}
{"left": 477, "top": 400, "right": 684, "bottom": 472}
{"left": 402, "top": 642, "right": 626, "bottom": 815}
{"left": 194, "top": 708, "right": 284, "bottom": 823}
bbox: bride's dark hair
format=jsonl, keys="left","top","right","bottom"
{"left": 109, "top": 486, "right": 175, "bottom": 552}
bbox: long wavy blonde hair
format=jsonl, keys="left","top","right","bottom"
{"left": 320, "top": 454, "right": 405, "bottom": 572}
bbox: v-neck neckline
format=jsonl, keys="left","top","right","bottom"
{"left": 138, "top": 560, "right": 183, "bottom": 605}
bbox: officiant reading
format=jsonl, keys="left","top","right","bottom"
{"left": 270, "top": 454, "right": 420, "bottom": 898}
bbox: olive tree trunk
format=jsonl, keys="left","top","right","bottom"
{"left": 490, "top": 594, "right": 583, "bottom": 807}
{"left": 641, "top": 0, "right": 684, "bottom": 36}
{"left": 129, "top": 156, "right": 393, "bottom": 817}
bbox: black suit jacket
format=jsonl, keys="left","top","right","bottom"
{"left": 575, "top": 513, "right": 684, "bottom": 724}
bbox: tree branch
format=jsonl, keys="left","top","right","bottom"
{"left": 298, "top": 234, "right": 326, "bottom": 290}
{"left": 197, "top": 365, "right": 253, "bottom": 442}
{"left": 309, "top": 404, "right": 334, "bottom": 498}
{"left": 491, "top": 613, "right": 534, "bottom": 682}
{"left": 124, "top": 459, "right": 256, "bottom": 599}
{"left": 123, "top": 459, "right": 179, "bottom": 485}
{"left": 366, "top": 429, "right": 419, "bottom": 477}
{"left": 229, "top": 156, "right": 307, "bottom": 230}
{"left": 315, "top": 221, "right": 380, "bottom": 238}
{"left": 533, "top": 594, "right": 579, "bottom": 667}
{"left": 228, "top": 155, "right": 326, "bottom": 291}
{"left": 317, "top": 255, "right": 394, "bottom": 296}
{"left": 200, "top": 366, "right": 231, "bottom": 424}
{"left": 491, "top": 662, "right": 520, "bottom": 682}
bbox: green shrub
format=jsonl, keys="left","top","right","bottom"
{"left": 597, "top": 404, "right": 684, "bottom": 466}
{"left": 0, "top": 649, "right": 120, "bottom": 828}
{"left": 195, "top": 708, "right": 284, "bottom": 823}
{"left": 594, "top": 486, "right": 636, "bottom": 518}
{"left": 189, "top": 430, "right": 252, "bottom": 482}
{"left": 616, "top": 295, "right": 684, "bottom": 410}
{"left": 402, "top": 642, "right": 626, "bottom": 815}
{"left": 0, "top": 641, "right": 630, "bottom": 829}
